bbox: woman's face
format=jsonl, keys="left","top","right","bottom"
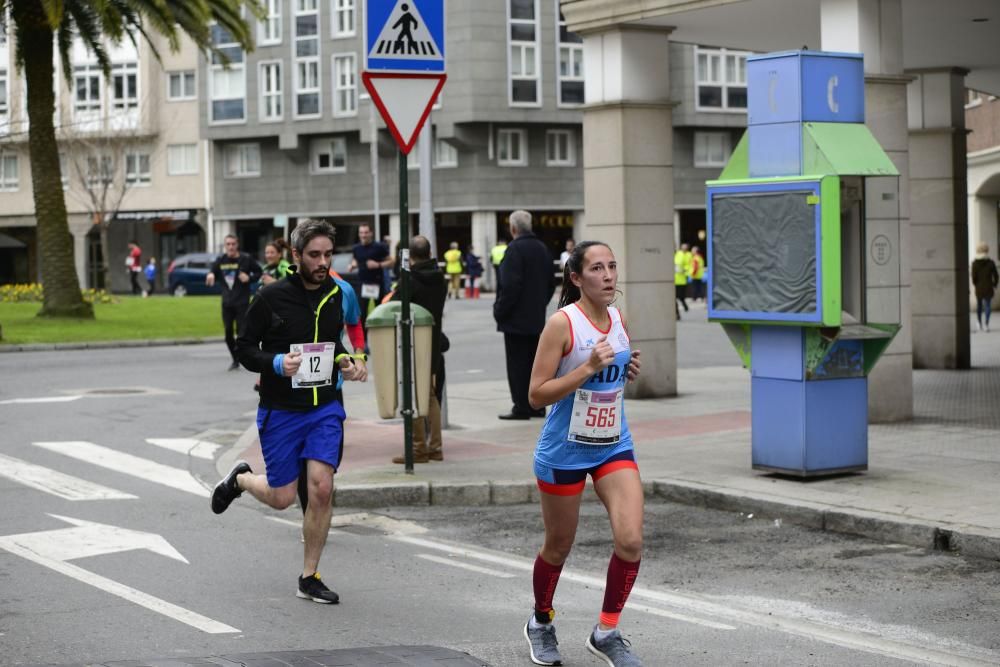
{"left": 573, "top": 245, "right": 617, "bottom": 305}
{"left": 265, "top": 245, "right": 279, "bottom": 264}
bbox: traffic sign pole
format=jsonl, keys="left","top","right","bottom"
{"left": 398, "top": 150, "right": 414, "bottom": 474}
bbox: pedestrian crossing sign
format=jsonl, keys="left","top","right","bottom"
{"left": 366, "top": 0, "right": 445, "bottom": 72}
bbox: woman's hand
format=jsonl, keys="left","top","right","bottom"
{"left": 587, "top": 335, "right": 616, "bottom": 372}
{"left": 626, "top": 349, "right": 641, "bottom": 383}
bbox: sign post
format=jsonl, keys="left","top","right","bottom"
{"left": 364, "top": 0, "right": 446, "bottom": 474}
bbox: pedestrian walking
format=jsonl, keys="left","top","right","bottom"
{"left": 971, "top": 242, "right": 999, "bottom": 333}
{"left": 348, "top": 224, "right": 392, "bottom": 332}
{"left": 125, "top": 240, "right": 142, "bottom": 295}
{"left": 464, "top": 245, "right": 483, "bottom": 299}
{"left": 143, "top": 257, "right": 157, "bottom": 296}
{"left": 559, "top": 238, "right": 575, "bottom": 269}
{"left": 212, "top": 219, "right": 367, "bottom": 606}
{"left": 391, "top": 235, "right": 448, "bottom": 463}
{"left": 494, "top": 210, "right": 556, "bottom": 420}
{"left": 206, "top": 235, "right": 262, "bottom": 371}
{"left": 262, "top": 238, "right": 291, "bottom": 285}
{"left": 443, "top": 241, "right": 464, "bottom": 299}
{"left": 523, "top": 240, "right": 644, "bottom": 667}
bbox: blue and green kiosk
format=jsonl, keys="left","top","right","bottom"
{"left": 706, "top": 51, "right": 901, "bottom": 476}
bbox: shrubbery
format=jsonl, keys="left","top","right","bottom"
{"left": 0, "top": 284, "right": 116, "bottom": 304}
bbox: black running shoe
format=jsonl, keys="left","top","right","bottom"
{"left": 297, "top": 572, "right": 340, "bottom": 604}
{"left": 211, "top": 461, "right": 251, "bottom": 514}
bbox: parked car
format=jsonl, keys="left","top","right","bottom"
{"left": 167, "top": 252, "right": 262, "bottom": 297}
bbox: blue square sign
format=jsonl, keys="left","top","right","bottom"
{"left": 366, "top": 0, "right": 445, "bottom": 73}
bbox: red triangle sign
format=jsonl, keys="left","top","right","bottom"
{"left": 362, "top": 72, "right": 447, "bottom": 154}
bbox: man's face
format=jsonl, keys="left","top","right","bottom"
{"left": 295, "top": 236, "right": 334, "bottom": 286}
{"left": 224, "top": 238, "right": 239, "bottom": 257}
{"left": 359, "top": 226, "right": 373, "bottom": 244}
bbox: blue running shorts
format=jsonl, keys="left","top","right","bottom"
{"left": 256, "top": 400, "right": 346, "bottom": 488}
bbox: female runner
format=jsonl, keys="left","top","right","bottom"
{"left": 523, "top": 241, "right": 643, "bottom": 667}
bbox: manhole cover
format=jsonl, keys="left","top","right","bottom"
{"left": 84, "top": 388, "right": 148, "bottom": 396}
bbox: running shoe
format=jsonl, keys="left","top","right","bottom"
{"left": 211, "top": 461, "right": 251, "bottom": 514}
{"left": 297, "top": 572, "right": 340, "bottom": 604}
{"left": 524, "top": 616, "right": 562, "bottom": 665}
{"left": 586, "top": 627, "right": 642, "bottom": 667}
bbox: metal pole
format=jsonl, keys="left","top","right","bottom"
{"left": 370, "top": 104, "right": 381, "bottom": 235}
{"left": 418, "top": 119, "right": 436, "bottom": 255}
{"left": 399, "top": 150, "right": 414, "bottom": 474}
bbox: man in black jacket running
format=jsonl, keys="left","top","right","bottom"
{"left": 211, "top": 220, "right": 367, "bottom": 605}
{"left": 206, "top": 235, "right": 262, "bottom": 370}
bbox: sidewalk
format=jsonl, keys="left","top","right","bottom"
{"left": 220, "top": 319, "right": 1000, "bottom": 563}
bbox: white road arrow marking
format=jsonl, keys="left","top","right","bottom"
{"left": 0, "top": 515, "right": 239, "bottom": 634}
{"left": 0, "top": 395, "right": 83, "bottom": 405}
{"left": 33, "top": 441, "right": 208, "bottom": 497}
{"left": 146, "top": 438, "right": 222, "bottom": 461}
{"left": 0, "top": 454, "right": 137, "bottom": 501}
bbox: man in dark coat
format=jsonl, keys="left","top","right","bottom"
{"left": 391, "top": 236, "right": 448, "bottom": 461}
{"left": 493, "top": 210, "right": 556, "bottom": 420}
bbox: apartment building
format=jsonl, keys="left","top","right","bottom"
{"left": 0, "top": 29, "right": 208, "bottom": 292}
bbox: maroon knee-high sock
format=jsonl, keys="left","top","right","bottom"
{"left": 600, "top": 552, "right": 641, "bottom": 628}
{"left": 532, "top": 554, "right": 564, "bottom": 622}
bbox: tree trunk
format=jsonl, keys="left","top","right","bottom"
{"left": 13, "top": 1, "right": 92, "bottom": 318}
{"left": 99, "top": 217, "right": 111, "bottom": 290}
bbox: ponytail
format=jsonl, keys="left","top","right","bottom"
{"left": 558, "top": 241, "right": 609, "bottom": 308}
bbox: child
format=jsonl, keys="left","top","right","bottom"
{"left": 144, "top": 257, "right": 157, "bottom": 296}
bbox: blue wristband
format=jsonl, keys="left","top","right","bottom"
{"left": 272, "top": 354, "right": 284, "bottom": 376}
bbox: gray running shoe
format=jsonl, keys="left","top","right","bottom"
{"left": 586, "top": 627, "right": 643, "bottom": 667}
{"left": 524, "top": 617, "right": 562, "bottom": 666}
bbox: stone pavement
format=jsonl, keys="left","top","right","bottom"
{"left": 219, "top": 315, "right": 1000, "bottom": 563}
{"left": 48, "top": 646, "right": 490, "bottom": 666}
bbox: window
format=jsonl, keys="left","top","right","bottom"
{"left": 86, "top": 155, "right": 114, "bottom": 187}
{"left": 167, "top": 144, "right": 199, "bottom": 175}
{"left": 434, "top": 139, "right": 457, "bottom": 168}
{"left": 0, "top": 68, "right": 7, "bottom": 120}
{"left": 966, "top": 89, "right": 983, "bottom": 109}
{"left": 508, "top": 0, "right": 539, "bottom": 105}
{"left": 294, "top": 0, "right": 321, "bottom": 117}
{"left": 111, "top": 62, "right": 138, "bottom": 111}
{"left": 259, "top": 0, "right": 282, "bottom": 45}
{"left": 545, "top": 129, "right": 574, "bottom": 166}
{"left": 696, "top": 47, "right": 748, "bottom": 111}
{"left": 332, "top": 0, "right": 355, "bottom": 37}
{"left": 167, "top": 71, "right": 196, "bottom": 101}
{"left": 311, "top": 136, "right": 347, "bottom": 173}
{"left": 209, "top": 23, "right": 246, "bottom": 123}
{"left": 224, "top": 143, "right": 261, "bottom": 178}
{"left": 259, "top": 61, "right": 283, "bottom": 121}
{"left": 0, "top": 151, "right": 18, "bottom": 191}
{"left": 497, "top": 128, "right": 527, "bottom": 166}
{"left": 73, "top": 64, "right": 102, "bottom": 116}
{"left": 694, "top": 131, "right": 731, "bottom": 167}
{"left": 332, "top": 53, "right": 356, "bottom": 117}
{"left": 556, "top": 10, "right": 583, "bottom": 106}
{"left": 125, "top": 152, "right": 151, "bottom": 185}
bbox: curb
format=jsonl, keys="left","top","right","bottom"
{"left": 0, "top": 337, "right": 225, "bottom": 353}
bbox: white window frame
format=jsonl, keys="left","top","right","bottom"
{"left": 167, "top": 144, "right": 199, "bottom": 176}
{"left": 209, "top": 24, "right": 247, "bottom": 124}
{"left": 497, "top": 128, "right": 528, "bottom": 167}
{"left": 555, "top": 6, "right": 583, "bottom": 108}
{"left": 166, "top": 70, "right": 196, "bottom": 101}
{"left": 125, "top": 151, "right": 151, "bottom": 186}
{"left": 73, "top": 63, "right": 102, "bottom": 117}
{"left": 695, "top": 46, "right": 749, "bottom": 112}
{"left": 507, "top": 0, "right": 541, "bottom": 108}
{"left": 0, "top": 68, "right": 8, "bottom": 120}
{"left": 111, "top": 62, "right": 139, "bottom": 111}
{"left": 331, "top": 52, "right": 357, "bottom": 117}
{"left": 694, "top": 131, "right": 731, "bottom": 168}
{"left": 310, "top": 136, "right": 348, "bottom": 174}
{"left": 224, "top": 143, "right": 261, "bottom": 178}
{"left": 434, "top": 138, "right": 457, "bottom": 168}
{"left": 331, "top": 0, "right": 356, "bottom": 38}
{"left": 293, "top": 0, "right": 322, "bottom": 119}
{"left": 258, "top": 60, "right": 284, "bottom": 122}
{"left": 258, "top": 0, "right": 283, "bottom": 46}
{"left": 545, "top": 129, "right": 575, "bottom": 166}
{"left": 86, "top": 155, "right": 114, "bottom": 188}
{"left": 0, "top": 150, "right": 18, "bottom": 191}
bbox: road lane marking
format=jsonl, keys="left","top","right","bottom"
{"left": 33, "top": 441, "right": 208, "bottom": 498}
{"left": 0, "top": 454, "right": 137, "bottom": 501}
{"left": 417, "top": 553, "right": 516, "bottom": 578}
{"left": 0, "top": 396, "right": 83, "bottom": 405}
{"left": 146, "top": 438, "right": 222, "bottom": 461}
{"left": 393, "top": 534, "right": 997, "bottom": 664}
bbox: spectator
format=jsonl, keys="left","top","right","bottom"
{"left": 971, "top": 242, "right": 999, "bottom": 333}
{"left": 143, "top": 257, "right": 157, "bottom": 297}
{"left": 464, "top": 245, "right": 483, "bottom": 299}
{"left": 443, "top": 241, "right": 464, "bottom": 299}
{"left": 559, "top": 238, "right": 575, "bottom": 269}
{"left": 125, "top": 240, "right": 142, "bottom": 295}
{"left": 490, "top": 236, "right": 508, "bottom": 286}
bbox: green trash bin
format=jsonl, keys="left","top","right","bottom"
{"left": 366, "top": 301, "right": 434, "bottom": 420}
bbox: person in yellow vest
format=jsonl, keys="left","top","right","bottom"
{"left": 674, "top": 243, "right": 690, "bottom": 318}
{"left": 490, "top": 237, "right": 508, "bottom": 288}
{"left": 443, "top": 241, "right": 464, "bottom": 299}
{"left": 689, "top": 246, "right": 706, "bottom": 302}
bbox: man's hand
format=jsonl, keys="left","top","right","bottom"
{"left": 205, "top": 273, "right": 215, "bottom": 287}
{"left": 366, "top": 259, "right": 380, "bottom": 270}
{"left": 238, "top": 271, "right": 250, "bottom": 283}
{"left": 282, "top": 351, "right": 302, "bottom": 377}
{"left": 626, "top": 349, "right": 642, "bottom": 383}
{"left": 340, "top": 357, "right": 368, "bottom": 382}
{"left": 261, "top": 274, "right": 275, "bottom": 285}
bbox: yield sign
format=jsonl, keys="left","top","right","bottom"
{"left": 0, "top": 515, "right": 239, "bottom": 634}
{"left": 363, "top": 71, "right": 446, "bottom": 154}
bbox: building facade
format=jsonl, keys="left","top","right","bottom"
{"left": 966, "top": 88, "right": 1000, "bottom": 307}
{"left": 0, "top": 29, "right": 209, "bottom": 292}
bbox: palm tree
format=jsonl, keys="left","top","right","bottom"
{"left": 5, "top": 0, "right": 261, "bottom": 317}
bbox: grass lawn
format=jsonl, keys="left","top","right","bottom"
{"left": 0, "top": 296, "right": 225, "bottom": 345}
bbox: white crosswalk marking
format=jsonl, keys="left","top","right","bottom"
{"left": 33, "top": 441, "right": 209, "bottom": 498}
{"left": 145, "top": 438, "right": 221, "bottom": 461}
{"left": 0, "top": 454, "right": 137, "bottom": 501}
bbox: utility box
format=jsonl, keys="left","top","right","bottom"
{"left": 366, "top": 302, "right": 434, "bottom": 420}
